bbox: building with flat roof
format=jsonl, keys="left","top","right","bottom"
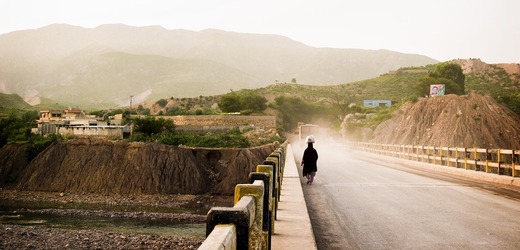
{"left": 363, "top": 100, "right": 392, "bottom": 107}
{"left": 36, "top": 108, "right": 128, "bottom": 139}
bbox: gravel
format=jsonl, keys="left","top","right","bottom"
{"left": 1, "top": 224, "right": 203, "bottom": 249}
{"left": 0, "top": 190, "right": 233, "bottom": 250}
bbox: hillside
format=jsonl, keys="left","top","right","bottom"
{"left": 0, "top": 93, "right": 31, "bottom": 109}
{"left": 368, "top": 94, "right": 520, "bottom": 149}
{"left": 0, "top": 24, "right": 437, "bottom": 109}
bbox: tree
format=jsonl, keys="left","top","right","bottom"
{"left": 218, "top": 91, "right": 267, "bottom": 113}
{"left": 132, "top": 117, "right": 175, "bottom": 137}
{"left": 240, "top": 92, "right": 267, "bottom": 112}
{"left": 218, "top": 93, "right": 242, "bottom": 112}
{"left": 497, "top": 93, "right": 520, "bottom": 116}
{"left": 430, "top": 62, "right": 465, "bottom": 85}
{"left": 416, "top": 76, "right": 464, "bottom": 97}
{"left": 156, "top": 99, "right": 168, "bottom": 108}
{"left": 274, "top": 96, "right": 313, "bottom": 131}
{"left": 429, "top": 62, "right": 465, "bottom": 93}
{"left": 415, "top": 62, "right": 465, "bottom": 96}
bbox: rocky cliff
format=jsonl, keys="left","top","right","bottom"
{"left": 0, "top": 139, "right": 275, "bottom": 195}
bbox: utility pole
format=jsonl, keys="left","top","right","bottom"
{"left": 130, "top": 95, "right": 133, "bottom": 109}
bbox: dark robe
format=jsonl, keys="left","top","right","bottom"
{"left": 302, "top": 143, "right": 318, "bottom": 176}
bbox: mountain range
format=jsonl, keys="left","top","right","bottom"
{"left": 0, "top": 24, "right": 437, "bottom": 109}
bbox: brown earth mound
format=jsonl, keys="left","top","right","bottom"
{"left": 0, "top": 139, "right": 275, "bottom": 195}
{"left": 370, "top": 94, "right": 520, "bottom": 149}
{"left": 454, "top": 58, "right": 520, "bottom": 82}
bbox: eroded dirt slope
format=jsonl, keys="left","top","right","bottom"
{"left": 370, "top": 94, "right": 520, "bottom": 149}
{"left": 0, "top": 139, "right": 275, "bottom": 195}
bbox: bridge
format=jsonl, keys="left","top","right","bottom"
{"left": 199, "top": 142, "right": 520, "bottom": 249}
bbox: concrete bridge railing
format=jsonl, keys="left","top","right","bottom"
{"left": 198, "top": 142, "right": 286, "bottom": 250}
{"left": 350, "top": 142, "right": 519, "bottom": 178}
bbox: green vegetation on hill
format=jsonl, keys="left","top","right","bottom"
{"left": 245, "top": 61, "right": 519, "bottom": 134}
{"left": 218, "top": 90, "right": 267, "bottom": 114}
{"left": 0, "top": 111, "right": 63, "bottom": 164}
{"left": 128, "top": 116, "right": 260, "bottom": 148}
{"left": 2, "top": 60, "right": 519, "bottom": 147}
{"left": 0, "top": 93, "right": 31, "bottom": 109}
{"left": 0, "top": 93, "right": 68, "bottom": 120}
{"left": 464, "top": 64, "right": 520, "bottom": 115}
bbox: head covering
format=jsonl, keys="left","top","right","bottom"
{"left": 305, "top": 135, "right": 315, "bottom": 143}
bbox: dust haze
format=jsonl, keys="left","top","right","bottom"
{"left": 289, "top": 125, "right": 353, "bottom": 172}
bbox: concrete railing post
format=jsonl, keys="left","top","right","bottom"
{"left": 205, "top": 196, "right": 256, "bottom": 250}
{"left": 198, "top": 225, "right": 237, "bottom": 250}
{"left": 200, "top": 143, "right": 288, "bottom": 250}
{"left": 234, "top": 180, "right": 265, "bottom": 249}
{"left": 262, "top": 159, "right": 279, "bottom": 220}
{"left": 257, "top": 165, "right": 275, "bottom": 235}
{"left": 250, "top": 171, "right": 272, "bottom": 249}
{"left": 268, "top": 152, "right": 283, "bottom": 201}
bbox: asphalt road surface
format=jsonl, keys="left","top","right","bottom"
{"left": 294, "top": 143, "right": 520, "bottom": 250}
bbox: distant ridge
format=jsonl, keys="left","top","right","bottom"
{"left": 0, "top": 24, "right": 438, "bottom": 109}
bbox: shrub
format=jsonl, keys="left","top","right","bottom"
{"left": 132, "top": 117, "right": 175, "bottom": 137}
{"left": 26, "top": 134, "right": 62, "bottom": 161}
{"left": 157, "top": 128, "right": 251, "bottom": 148}
{"left": 156, "top": 99, "right": 168, "bottom": 107}
{"left": 218, "top": 91, "right": 267, "bottom": 113}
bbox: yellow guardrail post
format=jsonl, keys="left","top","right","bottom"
{"left": 249, "top": 171, "right": 272, "bottom": 249}
{"left": 201, "top": 143, "right": 288, "bottom": 250}
{"left": 269, "top": 152, "right": 283, "bottom": 200}
{"left": 513, "top": 150, "right": 516, "bottom": 177}
{"left": 427, "top": 146, "right": 431, "bottom": 163}
{"left": 485, "top": 149, "right": 489, "bottom": 173}
{"left": 352, "top": 140, "right": 518, "bottom": 180}
{"left": 257, "top": 165, "right": 275, "bottom": 235}
{"left": 439, "top": 146, "right": 443, "bottom": 166}
{"left": 474, "top": 148, "right": 478, "bottom": 171}
{"left": 274, "top": 149, "right": 284, "bottom": 185}
{"left": 432, "top": 146, "right": 436, "bottom": 165}
{"left": 454, "top": 148, "right": 458, "bottom": 168}
{"left": 497, "top": 149, "right": 501, "bottom": 175}
{"left": 235, "top": 181, "right": 265, "bottom": 249}
{"left": 264, "top": 156, "right": 279, "bottom": 217}
{"left": 464, "top": 148, "right": 468, "bottom": 170}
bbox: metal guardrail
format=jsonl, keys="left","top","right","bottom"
{"left": 198, "top": 142, "right": 287, "bottom": 250}
{"left": 350, "top": 142, "right": 519, "bottom": 178}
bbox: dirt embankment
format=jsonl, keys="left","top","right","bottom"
{"left": 0, "top": 139, "right": 275, "bottom": 195}
{"left": 370, "top": 94, "right": 520, "bottom": 149}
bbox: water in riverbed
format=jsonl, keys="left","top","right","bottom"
{"left": 0, "top": 199, "right": 206, "bottom": 237}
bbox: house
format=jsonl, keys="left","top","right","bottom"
{"left": 36, "top": 108, "right": 129, "bottom": 139}
{"left": 363, "top": 100, "right": 392, "bottom": 107}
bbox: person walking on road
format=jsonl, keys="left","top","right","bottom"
{"left": 301, "top": 135, "right": 318, "bottom": 185}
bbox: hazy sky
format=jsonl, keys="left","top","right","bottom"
{"left": 2, "top": 0, "right": 519, "bottom": 63}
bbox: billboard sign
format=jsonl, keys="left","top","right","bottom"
{"left": 430, "top": 84, "right": 445, "bottom": 96}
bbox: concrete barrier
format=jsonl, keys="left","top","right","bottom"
{"left": 198, "top": 142, "right": 287, "bottom": 250}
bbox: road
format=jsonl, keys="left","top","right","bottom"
{"left": 293, "top": 143, "right": 520, "bottom": 250}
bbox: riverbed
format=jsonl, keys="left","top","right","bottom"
{"left": 0, "top": 190, "right": 233, "bottom": 249}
